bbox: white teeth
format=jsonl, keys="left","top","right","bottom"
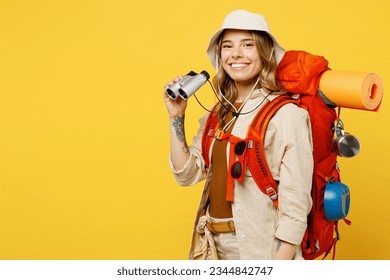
{"left": 231, "top": 63, "right": 248, "bottom": 69}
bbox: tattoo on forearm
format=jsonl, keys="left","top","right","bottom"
{"left": 172, "top": 115, "right": 189, "bottom": 153}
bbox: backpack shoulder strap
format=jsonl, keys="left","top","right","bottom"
{"left": 201, "top": 106, "right": 219, "bottom": 170}
{"left": 247, "top": 94, "right": 300, "bottom": 208}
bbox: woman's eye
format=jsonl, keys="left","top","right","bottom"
{"left": 222, "top": 44, "right": 232, "bottom": 48}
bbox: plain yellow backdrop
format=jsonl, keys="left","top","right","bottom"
{"left": 0, "top": 0, "right": 389, "bottom": 259}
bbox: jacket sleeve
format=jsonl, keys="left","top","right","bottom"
{"left": 168, "top": 113, "right": 210, "bottom": 186}
{"left": 267, "top": 104, "right": 314, "bottom": 245}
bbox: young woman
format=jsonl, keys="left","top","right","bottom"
{"left": 163, "top": 10, "right": 313, "bottom": 260}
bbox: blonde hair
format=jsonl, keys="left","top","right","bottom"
{"left": 213, "top": 30, "right": 282, "bottom": 123}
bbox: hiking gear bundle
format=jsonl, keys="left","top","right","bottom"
{"left": 201, "top": 50, "right": 351, "bottom": 260}
{"left": 276, "top": 50, "right": 352, "bottom": 259}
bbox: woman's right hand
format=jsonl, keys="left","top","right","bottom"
{"left": 164, "top": 75, "right": 191, "bottom": 169}
{"left": 163, "top": 75, "right": 188, "bottom": 119}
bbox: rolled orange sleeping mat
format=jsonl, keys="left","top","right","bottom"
{"left": 319, "top": 71, "right": 383, "bottom": 111}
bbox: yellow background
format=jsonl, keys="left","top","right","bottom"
{"left": 0, "top": 0, "right": 389, "bottom": 259}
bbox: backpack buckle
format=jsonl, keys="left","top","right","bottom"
{"left": 266, "top": 187, "right": 278, "bottom": 201}
{"left": 214, "top": 129, "right": 224, "bottom": 140}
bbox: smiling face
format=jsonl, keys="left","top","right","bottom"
{"left": 220, "top": 29, "right": 262, "bottom": 88}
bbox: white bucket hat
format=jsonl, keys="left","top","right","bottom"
{"left": 206, "top": 10, "right": 285, "bottom": 69}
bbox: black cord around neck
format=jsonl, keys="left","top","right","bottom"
{"left": 193, "top": 80, "right": 271, "bottom": 116}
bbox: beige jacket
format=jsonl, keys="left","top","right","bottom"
{"left": 169, "top": 89, "right": 314, "bottom": 260}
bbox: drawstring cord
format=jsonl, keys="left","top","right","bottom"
{"left": 220, "top": 78, "right": 261, "bottom": 132}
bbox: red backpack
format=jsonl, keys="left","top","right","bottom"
{"left": 201, "top": 50, "right": 351, "bottom": 260}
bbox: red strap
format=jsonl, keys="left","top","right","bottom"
{"left": 201, "top": 108, "right": 219, "bottom": 169}
{"left": 215, "top": 131, "right": 247, "bottom": 202}
{"left": 201, "top": 95, "right": 298, "bottom": 204}
{"left": 247, "top": 95, "right": 299, "bottom": 207}
{"left": 321, "top": 237, "right": 338, "bottom": 260}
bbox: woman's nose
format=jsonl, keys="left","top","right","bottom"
{"left": 231, "top": 47, "right": 243, "bottom": 58}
